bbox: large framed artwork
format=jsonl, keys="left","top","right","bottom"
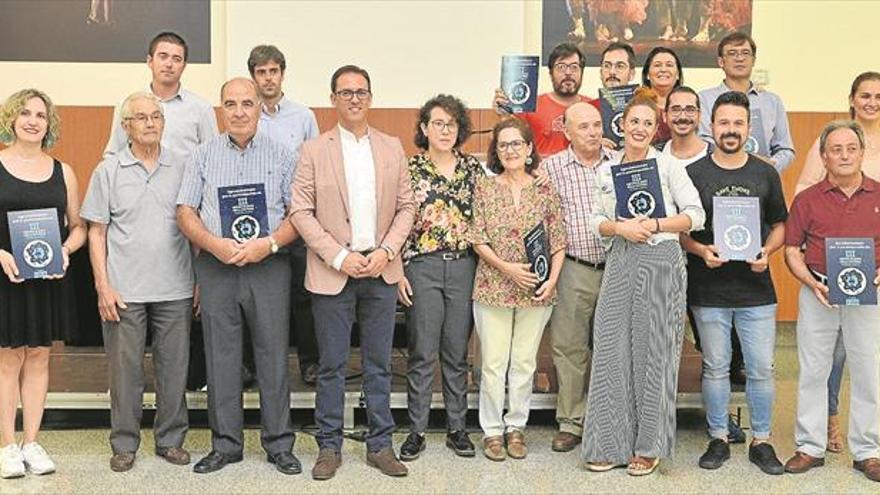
{"left": 543, "top": 0, "right": 753, "bottom": 68}
{"left": 0, "top": 0, "right": 211, "bottom": 63}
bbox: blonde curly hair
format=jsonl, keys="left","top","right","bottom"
{"left": 0, "top": 89, "right": 61, "bottom": 149}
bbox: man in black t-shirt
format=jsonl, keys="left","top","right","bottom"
{"left": 682, "top": 91, "right": 787, "bottom": 475}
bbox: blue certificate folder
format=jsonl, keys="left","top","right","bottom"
{"left": 6, "top": 208, "right": 63, "bottom": 279}
{"left": 713, "top": 196, "right": 761, "bottom": 261}
{"left": 501, "top": 55, "right": 540, "bottom": 113}
{"left": 825, "top": 237, "right": 877, "bottom": 306}
{"left": 523, "top": 222, "right": 550, "bottom": 293}
{"left": 611, "top": 159, "right": 667, "bottom": 219}
{"left": 744, "top": 107, "right": 768, "bottom": 157}
{"left": 218, "top": 183, "right": 269, "bottom": 243}
{"left": 599, "top": 84, "right": 638, "bottom": 147}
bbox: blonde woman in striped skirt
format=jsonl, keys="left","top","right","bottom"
{"left": 581, "top": 89, "right": 705, "bottom": 476}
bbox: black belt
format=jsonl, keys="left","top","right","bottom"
{"left": 810, "top": 268, "right": 828, "bottom": 285}
{"left": 425, "top": 249, "right": 472, "bottom": 261}
{"left": 565, "top": 254, "right": 605, "bottom": 270}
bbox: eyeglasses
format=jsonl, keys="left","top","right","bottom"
{"left": 428, "top": 120, "right": 458, "bottom": 132}
{"left": 601, "top": 62, "right": 630, "bottom": 71}
{"left": 125, "top": 112, "right": 164, "bottom": 124}
{"left": 668, "top": 105, "right": 699, "bottom": 116}
{"left": 496, "top": 139, "right": 526, "bottom": 153}
{"left": 723, "top": 49, "right": 753, "bottom": 59}
{"left": 553, "top": 62, "right": 582, "bottom": 73}
{"left": 335, "top": 89, "right": 372, "bottom": 101}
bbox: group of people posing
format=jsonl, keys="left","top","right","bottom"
{"left": 0, "top": 29, "right": 879, "bottom": 484}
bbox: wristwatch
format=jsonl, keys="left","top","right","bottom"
{"left": 380, "top": 244, "right": 395, "bottom": 261}
{"left": 268, "top": 236, "right": 279, "bottom": 254}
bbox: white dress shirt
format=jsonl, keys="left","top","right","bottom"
{"left": 332, "top": 124, "right": 378, "bottom": 270}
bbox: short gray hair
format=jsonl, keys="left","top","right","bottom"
{"left": 120, "top": 91, "right": 163, "bottom": 121}
{"left": 819, "top": 119, "right": 865, "bottom": 154}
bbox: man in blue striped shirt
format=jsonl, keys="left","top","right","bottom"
{"left": 176, "top": 78, "right": 302, "bottom": 476}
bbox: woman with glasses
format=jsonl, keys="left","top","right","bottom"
{"left": 794, "top": 71, "right": 880, "bottom": 454}
{"left": 397, "top": 95, "right": 483, "bottom": 462}
{"left": 468, "top": 118, "right": 566, "bottom": 461}
{"left": 642, "top": 47, "right": 684, "bottom": 148}
{"left": 581, "top": 88, "right": 704, "bottom": 476}
{"left": 0, "top": 89, "right": 86, "bottom": 478}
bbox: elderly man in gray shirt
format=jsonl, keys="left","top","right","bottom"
{"left": 176, "top": 78, "right": 301, "bottom": 476}
{"left": 81, "top": 92, "right": 194, "bottom": 473}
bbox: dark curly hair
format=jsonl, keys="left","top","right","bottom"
{"left": 486, "top": 118, "right": 540, "bottom": 175}
{"left": 414, "top": 94, "right": 473, "bottom": 150}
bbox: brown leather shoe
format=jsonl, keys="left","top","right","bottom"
{"left": 366, "top": 447, "right": 408, "bottom": 477}
{"left": 156, "top": 446, "right": 190, "bottom": 465}
{"left": 552, "top": 431, "right": 582, "bottom": 452}
{"left": 483, "top": 436, "right": 506, "bottom": 462}
{"left": 505, "top": 430, "right": 528, "bottom": 459}
{"left": 311, "top": 448, "right": 342, "bottom": 481}
{"left": 110, "top": 452, "right": 135, "bottom": 472}
{"left": 784, "top": 451, "right": 825, "bottom": 473}
{"left": 853, "top": 458, "right": 880, "bottom": 482}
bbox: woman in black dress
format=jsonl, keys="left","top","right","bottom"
{"left": 0, "top": 89, "right": 85, "bottom": 478}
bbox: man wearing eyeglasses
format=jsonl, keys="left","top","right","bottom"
{"left": 662, "top": 87, "right": 709, "bottom": 166}
{"left": 681, "top": 91, "right": 788, "bottom": 475}
{"left": 698, "top": 32, "right": 794, "bottom": 174}
{"left": 599, "top": 42, "right": 636, "bottom": 89}
{"left": 103, "top": 32, "right": 218, "bottom": 160}
{"left": 82, "top": 92, "right": 194, "bottom": 472}
{"left": 494, "top": 43, "right": 599, "bottom": 157}
{"left": 290, "top": 65, "right": 416, "bottom": 480}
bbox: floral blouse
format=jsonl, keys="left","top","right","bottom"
{"left": 468, "top": 176, "right": 566, "bottom": 308}
{"left": 403, "top": 152, "right": 485, "bottom": 260}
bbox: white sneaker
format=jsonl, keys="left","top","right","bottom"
{"left": 20, "top": 442, "right": 55, "bottom": 475}
{"left": 0, "top": 443, "right": 26, "bottom": 479}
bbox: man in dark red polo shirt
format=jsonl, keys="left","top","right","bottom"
{"left": 493, "top": 43, "right": 599, "bottom": 157}
{"left": 782, "top": 120, "right": 880, "bottom": 482}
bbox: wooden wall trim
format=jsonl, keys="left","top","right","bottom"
{"left": 41, "top": 107, "right": 848, "bottom": 321}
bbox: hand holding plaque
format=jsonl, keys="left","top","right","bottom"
{"left": 6, "top": 208, "right": 64, "bottom": 280}
{"left": 611, "top": 159, "right": 667, "bottom": 220}
{"left": 218, "top": 183, "right": 269, "bottom": 243}
{"left": 523, "top": 222, "right": 550, "bottom": 294}
{"left": 713, "top": 196, "right": 761, "bottom": 262}
{"left": 500, "top": 55, "right": 539, "bottom": 114}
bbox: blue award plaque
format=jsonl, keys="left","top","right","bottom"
{"left": 825, "top": 237, "right": 877, "bottom": 306}
{"left": 6, "top": 208, "right": 64, "bottom": 279}
{"left": 599, "top": 84, "right": 638, "bottom": 147}
{"left": 744, "top": 107, "right": 768, "bottom": 158}
{"left": 611, "top": 159, "right": 667, "bottom": 219}
{"left": 713, "top": 196, "right": 761, "bottom": 261}
{"left": 501, "top": 55, "right": 540, "bottom": 113}
{"left": 218, "top": 183, "right": 269, "bottom": 243}
{"left": 523, "top": 222, "right": 550, "bottom": 293}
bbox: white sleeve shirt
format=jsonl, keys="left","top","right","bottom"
{"left": 331, "top": 124, "right": 378, "bottom": 270}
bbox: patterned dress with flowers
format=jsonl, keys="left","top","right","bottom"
{"left": 403, "top": 152, "right": 485, "bottom": 261}
{"left": 468, "top": 176, "right": 566, "bottom": 308}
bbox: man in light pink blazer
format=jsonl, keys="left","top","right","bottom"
{"left": 290, "top": 65, "right": 415, "bottom": 481}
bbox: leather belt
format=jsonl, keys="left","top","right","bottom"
{"left": 810, "top": 268, "right": 828, "bottom": 285}
{"left": 427, "top": 249, "right": 472, "bottom": 261}
{"left": 565, "top": 254, "right": 605, "bottom": 270}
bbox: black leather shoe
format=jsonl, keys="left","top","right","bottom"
{"left": 267, "top": 451, "right": 302, "bottom": 475}
{"left": 446, "top": 430, "right": 475, "bottom": 457}
{"left": 749, "top": 442, "right": 784, "bottom": 475}
{"left": 193, "top": 451, "right": 243, "bottom": 474}
{"left": 728, "top": 416, "right": 746, "bottom": 444}
{"left": 399, "top": 432, "right": 426, "bottom": 461}
{"left": 698, "top": 438, "right": 730, "bottom": 470}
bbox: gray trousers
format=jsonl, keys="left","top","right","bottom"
{"left": 404, "top": 254, "right": 476, "bottom": 433}
{"left": 103, "top": 298, "right": 191, "bottom": 454}
{"left": 195, "top": 253, "right": 294, "bottom": 456}
{"left": 795, "top": 285, "right": 880, "bottom": 461}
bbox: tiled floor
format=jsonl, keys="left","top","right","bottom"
{"left": 3, "top": 324, "right": 877, "bottom": 494}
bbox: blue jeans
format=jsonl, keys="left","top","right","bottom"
{"left": 828, "top": 331, "right": 846, "bottom": 416}
{"left": 693, "top": 304, "right": 777, "bottom": 440}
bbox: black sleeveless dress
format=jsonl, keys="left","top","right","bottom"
{"left": 0, "top": 159, "right": 77, "bottom": 347}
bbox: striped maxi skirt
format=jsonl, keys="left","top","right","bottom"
{"left": 581, "top": 237, "right": 687, "bottom": 464}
